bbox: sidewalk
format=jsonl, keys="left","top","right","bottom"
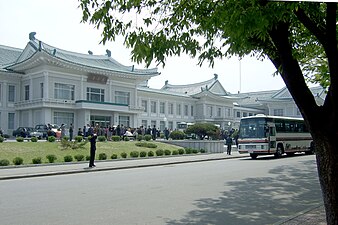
{"left": 0, "top": 151, "right": 326, "bottom": 224}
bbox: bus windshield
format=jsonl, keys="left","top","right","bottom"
{"left": 239, "top": 118, "right": 267, "bottom": 139}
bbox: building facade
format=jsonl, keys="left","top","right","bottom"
{"left": 0, "top": 33, "right": 326, "bottom": 135}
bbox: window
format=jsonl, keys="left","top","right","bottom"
{"left": 207, "top": 106, "right": 213, "bottom": 117}
{"left": 236, "top": 111, "right": 241, "bottom": 118}
{"left": 168, "top": 103, "right": 174, "bottom": 115}
{"left": 177, "top": 104, "right": 181, "bottom": 115}
{"left": 141, "top": 120, "right": 147, "bottom": 127}
{"left": 160, "top": 102, "right": 165, "bottom": 114}
{"left": 243, "top": 112, "right": 247, "bottom": 117}
{"left": 54, "top": 112, "right": 74, "bottom": 126}
{"left": 184, "top": 105, "right": 189, "bottom": 116}
{"left": 8, "top": 85, "right": 15, "bottom": 102}
{"left": 151, "top": 101, "right": 157, "bottom": 113}
{"left": 151, "top": 120, "right": 156, "bottom": 127}
{"left": 87, "top": 87, "right": 105, "bottom": 102}
{"left": 115, "top": 91, "right": 130, "bottom": 105}
{"left": 119, "top": 116, "right": 130, "bottom": 127}
{"left": 160, "top": 121, "right": 165, "bottom": 131}
{"left": 142, "top": 100, "right": 148, "bottom": 112}
{"left": 24, "top": 85, "right": 29, "bottom": 100}
{"left": 8, "top": 113, "right": 15, "bottom": 129}
{"left": 40, "top": 83, "right": 44, "bottom": 98}
{"left": 0, "top": 84, "right": 2, "bottom": 102}
{"left": 273, "top": 109, "right": 284, "bottom": 116}
{"left": 217, "top": 108, "right": 221, "bottom": 117}
{"left": 191, "top": 106, "right": 194, "bottom": 117}
{"left": 54, "top": 83, "right": 74, "bottom": 100}
{"left": 228, "top": 108, "right": 231, "bottom": 117}
{"left": 168, "top": 121, "right": 173, "bottom": 130}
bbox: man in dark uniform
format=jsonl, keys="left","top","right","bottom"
{"left": 89, "top": 132, "right": 98, "bottom": 168}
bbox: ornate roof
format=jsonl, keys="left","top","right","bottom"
{"left": 0, "top": 45, "right": 22, "bottom": 67}
{"left": 160, "top": 74, "right": 229, "bottom": 96}
{"left": 4, "top": 33, "right": 159, "bottom": 77}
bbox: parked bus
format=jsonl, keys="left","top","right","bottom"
{"left": 238, "top": 114, "right": 314, "bottom": 159}
{"left": 177, "top": 122, "right": 195, "bottom": 132}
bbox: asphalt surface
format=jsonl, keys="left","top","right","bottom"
{"left": 0, "top": 150, "right": 327, "bottom": 224}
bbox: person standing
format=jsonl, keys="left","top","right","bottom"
{"left": 60, "top": 124, "right": 66, "bottom": 139}
{"left": 226, "top": 135, "right": 233, "bottom": 155}
{"left": 89, "top": 132, "right": 98, "bottom": 168}
{"left": 164, "top": 127, "right": 170, "bottom": 140}
{"left": 69, "top": 123, "right": 74, "bottom": 141}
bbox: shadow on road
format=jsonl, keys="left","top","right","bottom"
{"left": 166, "top": 158, "right": 322, "bottom": 225}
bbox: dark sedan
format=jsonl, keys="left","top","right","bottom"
{"left": 12, "top": 127, "right": 43, "bottom": 139}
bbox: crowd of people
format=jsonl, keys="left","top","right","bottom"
{"left": 76, "top": 124, "right": 171, "bottom": 141}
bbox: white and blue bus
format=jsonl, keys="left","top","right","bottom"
{"left": 238, "top": 114, "right": 314, "bottom": 159}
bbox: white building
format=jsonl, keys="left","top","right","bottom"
{"left": 0, "top": 33, "right": 326, "bottom": 135}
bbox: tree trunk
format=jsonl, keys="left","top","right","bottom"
{"left": 313, "top": 132, "right": 338, "bottom": 224}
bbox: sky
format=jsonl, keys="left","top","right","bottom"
{"left": 0, "top": 0, "right": 286, "bottom": 94}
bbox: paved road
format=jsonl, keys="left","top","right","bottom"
{"left": 0, "top": 154, "right": 323, "bottom": 225}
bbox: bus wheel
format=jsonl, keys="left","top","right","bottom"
{"left": 274, "top": 145, "right": 283, "bottom": 158}
{"left": 250, "top": 153, "right": 258, "bottom": 159}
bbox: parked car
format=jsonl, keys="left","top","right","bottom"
{"left": 35, "top": 124, "right": 58, "bottom": 138}
{"left": 12, "top": 127, "right": 43, "bottom": 139}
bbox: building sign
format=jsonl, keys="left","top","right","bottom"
{"left": 87, "top": 74, "right": 108, "bottom": 84}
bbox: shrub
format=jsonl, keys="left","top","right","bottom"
{"left": 124, "top": 137, "right": 130, "bottom": 141}
{"left": 86, "top": 155, "right": 90, "bottom": 161}
{"left": 130, "top": 151, "right": 139, "bottom": 158}
{"left": 62, "top": 136, "right": 69, "bottom": 141}
{"left": 16, "top": 137, "right": 24, "bottom": 142}
{"left": 156, "top": 149, "right": 164, "bottom": 156}
{"left": 48, "top": 136, "right": 56, "bottom": 142}
{"left": 200, "top": 149, "right": 206, "bottom": 153}
{"left": 32, "top": 157, "right": 42, "bottom": 164}
{"left": 160, "top": 133, "right": 165, "bottom": 139}
{"left": 135, "top": 142, "right": 157, "bottom": 148}
{"left": 139, "top": 151, "right": 147, "bottom": 157}
{"left": 169, "top": 130, "right": 185, "bottom": 140}
{"left": 172, "top": 150, "right": 179, "bottom": 155}
{"left": 31, "top": 136, "right": 38, "bottom": 142}
{"left": 0, "top": 136, "right": 4, "bottom": 143}
{"left": 13, "top": 157, "right": 24, "bottom": 165}
{"left": 120, "top": 152, "right": 127, "bottom": 158}
{"left": 147, "top": 151, "right": 154, "bottom": 157}
{"left": 144, "top": 134, "right": 152, "bottom": 141}
{"left": 4, "top": 134, "right": 10, "bottom": 139}
{"left": 178, "top": 148, "right": 185, "bottom": 155}
{"left": 98, "top": 136, "right": 106, "bottom": 142}
{"left": 137, "top": 135, "right": 143, "bottom": 141}
{"left": 74, "top": 135, "right": 83, "bottom": 142}
{"left": 46, "top": 154, "right": 57, "bottom": 163}
{"left": 185, "top": 148, "right": 193, "bottom": 154}
{"left": 164, "top": 149, "right": 171, "bottom": 156}
{"left": 64, "top": 155, "right": 73, "bottom": 162}
{"left": 0, "top": 159, "right": 10, "bottom": 166}
{"left": 98, "top": 153, "right": 107, "bottom": 160}
{"left": 111, "top": 154, "right": 118, "bottom": 159}
{"left": 192, "top": 149, "right": 199, "bottom": 154}
{"left": 74, "top": 154, "right": 85, "bottom": 161}
{"left": 112, "top": 136, "right": 120, "bottom": 142}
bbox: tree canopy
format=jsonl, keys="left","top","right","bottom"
{"left": 79, "top": 1, "right": 338, "bottom": 223}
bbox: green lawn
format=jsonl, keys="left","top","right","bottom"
{"left": 0, "top": 140, "right": 182, "bottom": 165}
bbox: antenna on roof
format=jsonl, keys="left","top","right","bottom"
{"left": 53, "top": 49, "right": 57, "bottom": 55}
{"left": 131, "top": 65, "right": 134, "bottom": 72}
{"left": 106, "top": 49, "right": 111, "bottom": 57}
{"left": 214, "top": 73, "right": 218, "bottom": 79}
{"left": 29, "top": 32, "right": 36, "bottom": 41}
{"left": 165, "top": 80, "right": 168, "bottom": 85}
{"left": 88, "top": 50, "right": 93, "bottom": 55}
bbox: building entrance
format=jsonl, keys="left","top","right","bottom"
{"left": 90, "top": 115, "right": 111, "bottom": 128}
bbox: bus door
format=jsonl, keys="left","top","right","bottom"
{"left": 267, "top": 124, "right": 276, "bottom": 152}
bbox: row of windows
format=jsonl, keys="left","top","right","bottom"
{"left": 274, "top": 119, "right": 309, "bottom": 133}
{"left": 1, "top": 83, "right": 131, "bottom": 105}
{"left": 142, "top": 100, "right": 194, "bottom": 116}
